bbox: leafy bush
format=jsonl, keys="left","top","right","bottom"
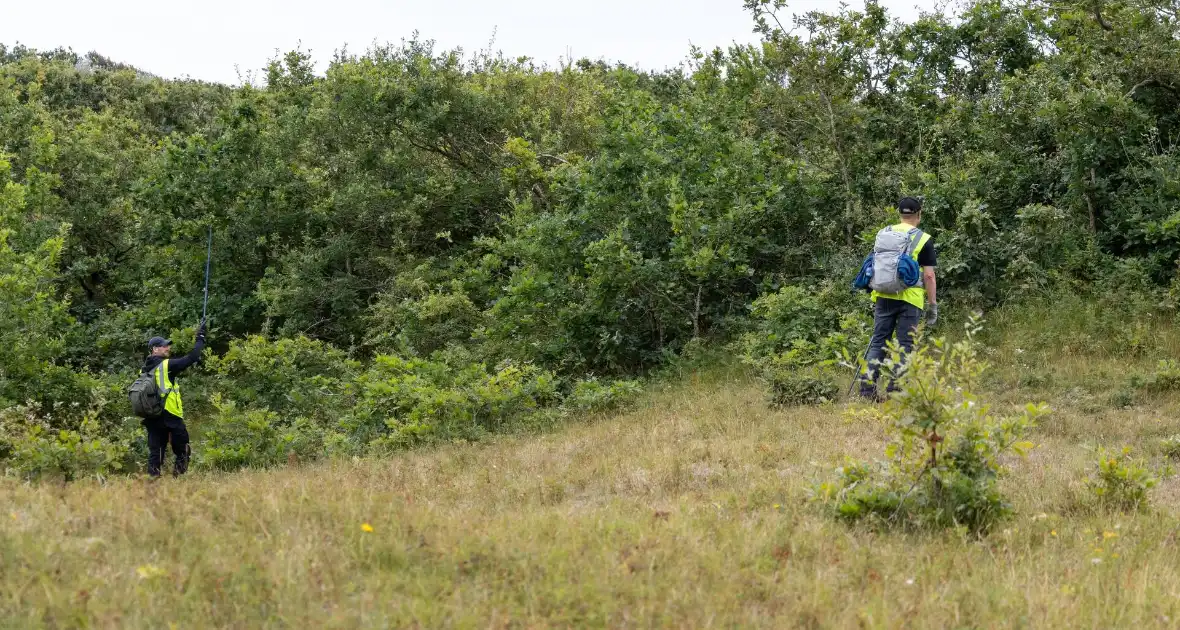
{"left": 739, "top": 286, "right": 868, "bottom": 361}
{"left": 1085, "top": 448, "right": 1166, "bottom": 512}
{"left": 344, "top": 357, "right": 559, "bottom": 452}
{"left": 763, "top": 358, "right": 841, "bottom": 407}
{"left": 815, "top": 317, "right": 1048, "bottom": 532}
{"left": 0, "top": 404, "right": 133, "bottom": 481}
{"left": 194, "top": 349, "right": 567, "bottom": 471}
{"left": 1107, "top": 388, "right": 1136, "bottom": 409}
{"left": 740, "top": 285, "right": 869, "bottom": 406}
{"left": 204, "top": 335, "right": 358, "bottom": 417}
{"left": 562, "top": 377, "right": 642, "bottom": 413}
{"left": 1159, "top": 435, "right": 1180, "bottom": 461}
{"left": 367, "top": 277, "right": 487, "bottom": 358}
{"left": 1130, "top": 360, "right": 1180, "bottom": 393}
{"left": 197, "top": 396, "right": 325, "bottom": 471}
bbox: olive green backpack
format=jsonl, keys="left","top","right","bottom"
{"left": 128, "top": 367, "right": 165, "bottom": 418}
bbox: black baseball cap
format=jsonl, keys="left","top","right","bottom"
{"left": 898, "top": 197, "right": 923, "bottom": 214}
{"left": 148, "top": 336, "right": 172, "bottom": 349}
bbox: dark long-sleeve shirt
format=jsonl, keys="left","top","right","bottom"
{"left": 141, "top": 338, "right": 205, "bottom": 377}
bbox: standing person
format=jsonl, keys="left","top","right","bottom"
{"left": 859, "top": 197, "right": 938, "bottom": 399}
{"left": 141, "top": 320, "right": 206, "bottom": 477}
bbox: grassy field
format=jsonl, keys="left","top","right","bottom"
{"left": 6, "top": 331, "right": 1180, "bottom": 628}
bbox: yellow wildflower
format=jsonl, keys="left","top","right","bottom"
{"left": 361, "top": 523, "right": 374, "bottom": 533}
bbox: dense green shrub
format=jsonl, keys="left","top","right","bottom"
{"left": 562, "top": 378, "right": 643, "bottom": 413}
{"left": 1131, "top": 360, "right": 1180, "bottom": 393}
{"left": 192, "top": 341, "right": 568, "bottom": 470}
{"left": 740, "top": 284, "right": 869, "bottom": 406}
{"left": 0, "top": 404, "right": 134, "bottom": 481}
{"left": 204, "top": 335, "right": 358, "bottom": 417}
{"left": 343, "top": 357, "right": 559, "bottom": 451}
{"left": 764, "top": 362, "right": 841, "bottom": 407}
{"left": 198, "top": 397, "right": 323, "bottom": 471}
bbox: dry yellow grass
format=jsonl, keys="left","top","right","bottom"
{"left": 4, "top": 367, "right": 1180, "bottom": 628}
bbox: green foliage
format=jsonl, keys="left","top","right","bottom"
{"left": 1131, "top": 360, "right": 1180, "bottom": 393}
{"left": 562, "top": 378, "right": 642, "bottom": 413}
{"left": 764, "top": 362, "right": 841, "bottom": 407}
{"left": 1085, "top": 448, "right": 1164, "bottom": 512}
{"left": 204, "top": 335, "right": 357, "bottom": 417}
{"left": 0, "top": 404, "right": 133, "bottom": 481}
{"left": 191, "top": 336, "right": 570, "bottom": 471}
{"left": 198, "top": 396, "right": 322, "bottom": 471}
{"left": 1159, "top": 435, "right": 1180, "bottom": 461}
{"left": 740, "top": 284, "right": 870, "bottom": 406}
{"left": 0, "top": 158, "right": 100, "bottom": 415}
{"left": 816, "top": 317, "right": 1048, "bottom": 532}
{"left": 345, "top": 358, "right": 559, "bottom": 451}
{"left": 4, "top": 0, "right": 1180, "bottom": 477}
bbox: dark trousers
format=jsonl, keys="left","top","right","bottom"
{"left": 860, "top": 298, "right": 923, "bottom": 396}
{"left": 144, "top": 413, "right": 190, "bottom": 477}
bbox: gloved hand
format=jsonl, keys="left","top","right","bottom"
{"left": 196, "top": 318, "right": 208, "bottom": 343}
{"left": 926, "top": 304, "right": 939, "bottom": 327}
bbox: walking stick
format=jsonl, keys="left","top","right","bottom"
{"left": 202, "top": 226, "right": 212, "bottom": 323}
{"left": 846, "top": 343, "right": 871, "bottom": 398}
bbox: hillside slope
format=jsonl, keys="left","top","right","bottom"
{"left": 5, "top": 369, "right": 1180, "bottom": 628}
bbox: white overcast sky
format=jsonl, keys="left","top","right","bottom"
{"left": 3, "top": 0, "right": 940, "bottom": 84}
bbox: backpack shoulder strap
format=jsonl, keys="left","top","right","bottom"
{"left": 154, "top": 360, "right": 172, "bottom": 398}
{"left": 903, "top": 228, "right": 926, "bottom": 256}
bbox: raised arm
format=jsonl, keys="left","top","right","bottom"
{"left": 167, "top": 321, "right": 207, "bottom": 376}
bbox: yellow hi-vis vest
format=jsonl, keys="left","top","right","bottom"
{"left": 871, "top": 223, "right": 932, "bottom": 310}
{"left": 153, "top": 359, "right": 184, "bottom": 418}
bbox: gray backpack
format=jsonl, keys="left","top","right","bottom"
{"left": 128, "top": 366, "right": 166, "bottom": 418}
{"left": 868, "top": 227, "right": 924, "bottom": 295}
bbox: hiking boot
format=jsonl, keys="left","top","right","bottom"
{"left": 173, "top": 444, "right": 190, "bottom": 476}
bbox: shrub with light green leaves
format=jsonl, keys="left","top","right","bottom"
{"left": 0, "top": 404, "right": 134, "bottom": 481}
{"left": 343, "top": 357, "right": 559, "bottom": 452}
{"left": 1130, "top": 359, "right": 1180, "bottom": 393}
{"left": 562, "top": 377, "right": 642, "bottom": 413}
{"left": 187, "top": 335, "right": 574, "bottom": 471}
{"left": 740, "top": 285, "right": 870, "bottom": 406}
{"left": 1084, "top": 448, "right": 1166, "bottom": 512}
{"left": 204, "top": 335, "right": 358, "bottom": 418}
{"left": 759, "top": 347, "right": 841, "bottom": 407}
{"left": 815, "top": 316, "right": 1048, "bottom": 532}
{"left": 1160, "top": 435, "right": 1180, "bottom": 460}
{"left": 197, "top": 396, "right": 325, "bottom": 471}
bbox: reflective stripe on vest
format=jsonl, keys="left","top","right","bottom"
{"left": 153, "top": 359, "right": 184, "bottom": 418}
{"left": 871, "top": 223, "right": 931, "bottom": 310}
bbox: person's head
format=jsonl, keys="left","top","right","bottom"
{"left": 898, "top": 196, "right": 923, "bottom": 224}
{"left": 148, "top": 336, "right": 172, "bottom": 358}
